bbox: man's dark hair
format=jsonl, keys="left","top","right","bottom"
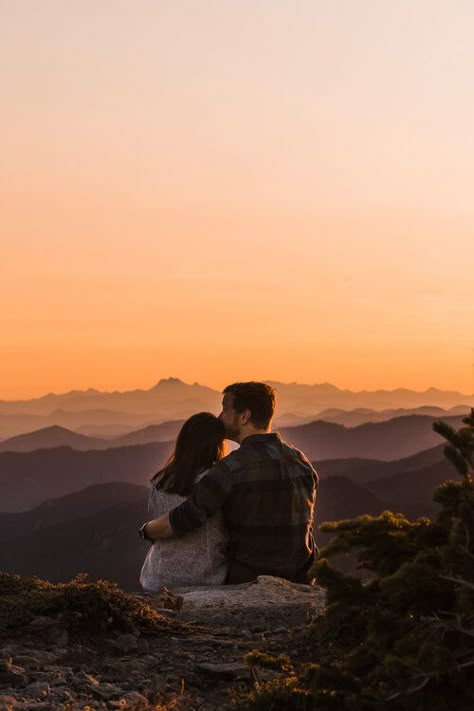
{"left": 223, "top": 382, "right": 276, "bottom": 429}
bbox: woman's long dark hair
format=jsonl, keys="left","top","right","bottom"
{"left": 153, "top": 412, "right": 226, "bottom": 496}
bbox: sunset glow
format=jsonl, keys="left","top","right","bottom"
{"left": 2, "top": 1, "right": 473, "bottom": 399}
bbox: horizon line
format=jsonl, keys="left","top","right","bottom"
{"left": 0, "top": 377, "right": 472, "bottom": 403}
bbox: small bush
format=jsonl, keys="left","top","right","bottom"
{"left": 0, "top": 571, "right": 174, "bottom": 640}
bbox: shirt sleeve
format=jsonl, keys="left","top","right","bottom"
{"left": 169, "top": 459, "right": 234, "bottom": 535}
{"left": 292, "top": 445, "right": 319, "bottom": 489}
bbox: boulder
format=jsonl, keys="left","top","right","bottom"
{"left": 143, "top": 576, "right": 326, "bottom": 629}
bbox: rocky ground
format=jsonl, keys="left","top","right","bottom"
{"left": 0, "top": 577, "right": 326, "bottom": 710}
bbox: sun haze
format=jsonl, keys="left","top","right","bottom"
{"left": 1, "top": 1, "right": 473, "bottom": 398}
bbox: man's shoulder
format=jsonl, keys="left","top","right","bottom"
{"left": 279, "top": 438, "right": 310, "bottom": 461}
{"left": 279, "top": 439, "right": 318, "bottom": 476}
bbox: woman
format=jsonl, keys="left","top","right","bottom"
{"left": 139, "top": 412, "right": 229, "bottom": 590}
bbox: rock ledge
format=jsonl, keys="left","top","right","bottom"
{"left": 145, "top": 575, "right": 326, "bottom": 628}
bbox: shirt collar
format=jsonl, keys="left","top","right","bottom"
{"left": 240, "top": 432, "right": 281, "bottom": 447}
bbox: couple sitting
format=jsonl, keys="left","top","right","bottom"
{"left": 139, "top": 382, "right": 319, "bottom": 590}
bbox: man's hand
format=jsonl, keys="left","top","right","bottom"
{"left": 144, "top": 513, "right": 175, "bottom": 540}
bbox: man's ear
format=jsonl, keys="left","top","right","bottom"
{"left": 239, "top": 409, "right": 252, "bottom": 426}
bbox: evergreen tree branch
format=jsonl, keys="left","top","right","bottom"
{"left": 440, "top": 575, "right": 474, "bottom": 592}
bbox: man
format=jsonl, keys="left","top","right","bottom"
{"left": 142, "top": 382, "right": 318, "bottom": 584}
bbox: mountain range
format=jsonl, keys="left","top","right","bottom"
{"left": 0, "top": 378, "right": 470, "bottom": 439}
{"left": 316, "top": 444, "right": 453, "bottom": 519}
{"left": 0, "top": 378, "right": 220, "bottom": 417}
{"left": 0, "top": 442, "right": 171, "bottom": 512}
{"left": 267, "top": 381, "right": 471, "bottom": 413}
{"left": 0, "top": 411, "right": 463, "bottom": 587}
{"left": 0, "top": 428, "right": 457, "bottom": 519}
{"left": 0, "top": 475, "right": 399, "bottom": 590}
{"left": 0, "top": 426, "right": 107, "bottom": 453}
{"left": 0, "top": 377, "right": 467, "bottom": 590}
{"left": 281, "top": 414, "right": 464, "bottom": 461}
{"left": 0, "top": 483, "right": 149, "bottom": 591}
{"left": 0, "top": 414, "right": 465, "bottom": 461}
{"left": 0, "top": 440, "right": 458, "bottom": 590}
{"left": 0, "top": 412, "right": 463, "bottom": 513}
{"left": 305, "top": 405, "right": 468, "bottom": 427}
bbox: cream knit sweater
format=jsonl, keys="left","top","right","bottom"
{"left": 139, "top": 469, "right": 229, "bottom": 590}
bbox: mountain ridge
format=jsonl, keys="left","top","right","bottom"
{"left": 0, "top": 425, "right": 107, "bottom": 453}
{"left": 0, "top": 413, "right": 464, "bottom": 458}
{"left": 0, "top": 378, "right": 470, "bottom": 416}
{"left": 279, "top": 414, "right": 464, "bottom": 461}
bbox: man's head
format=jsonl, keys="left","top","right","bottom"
{"left": 219, "top": 382, "right": 276, "bottom": 443}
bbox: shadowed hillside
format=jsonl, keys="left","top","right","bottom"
{"left": 314, "top": 475, "right": 390, "bottom": 550}
{"left": 280, "top": 414, "right": 464, "bottom": 460}
{"left": 2, "top": 414, "right": 464, "bottom": 463}
{"left": 0, "top": 423, "right": 183, "bottom": 453}
{"left": 0, "top": 464, "right": 440, "bottom": 589}
{"left": 366, "top": 459, "right": 459, "bottom": 515}
{"left": 311, "top": 405, "right": 469, "bottom": 427}
{"left": 315, "top": 446, "right": 451, "bottom": 519}
{"left": 0, "top": 482, "right": 148, "bottom": 540}
{"left": 316, "top": 444, "right": 447, "bottom": 483}
{"left": 0, "top": 436, "right": 459, "bottom": 590}
{"left": 113, "top": 421, "right": 184, "bottom": 446}
{"left": 0, "top": 498, "right": 149, "bottom": 591}
{"left": 0, "top": 475, "right": 400, "bottom": 590}
{"left": 0, "top": 425, "right": 108, "bottom": 453}
{"left": 0, "top": 409, "right": 153, "bottom": 440}
{"left": 0, "top": 442, "right": 170, "bottom": 512}
{"left": 0, "top": 419, "right": 459, "bottom": 513}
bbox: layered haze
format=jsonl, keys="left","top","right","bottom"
{"left": 0, "top": 377, "right": 471, "bottom": 439}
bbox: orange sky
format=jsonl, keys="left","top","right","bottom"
{"left": 2, "top": 1, "right": 473, "bottom": 399}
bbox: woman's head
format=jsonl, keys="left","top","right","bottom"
{"left": 154, "top": 412, "right": 226, "bottom": 496}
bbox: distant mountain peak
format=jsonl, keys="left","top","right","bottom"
{"left": 150, "top": 377, "right": 185, "bottom": 389}
{"left": 38, "top": 425, "right": 72, "bottom": 434}
{"left": 0, "top": 424, "right": 109, "bottom": 454}
{"left": 9, "top": 425, "right": 75, "bottom": 437}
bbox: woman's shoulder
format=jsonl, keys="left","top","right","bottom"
{"left": 149, "top": 467, "right": 216, "bottom": 514}
{"left": 148, "top": 481, "right": 186, "bottom": 515}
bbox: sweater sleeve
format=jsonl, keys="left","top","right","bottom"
{"left": 169, "top": 460, "right": 234, "bottom": 535}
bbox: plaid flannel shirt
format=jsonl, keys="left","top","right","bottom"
{"left": 169, "top": 432, "right": 318, "bottom": 577}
